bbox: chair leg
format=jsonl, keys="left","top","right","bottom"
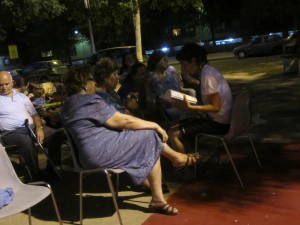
{"left": 39, "top": 146, "right": 63, "bottom": 181}
{"left": 28, "top": 208, "right": 32, "bottom": 225}
{"left": 48, "top": 188, "right": 63, "bottom": 225}
{"left": 247, "top": 133, "right": 262, "bottom": 168}
{"left": 194, "top": 135, "right": 200, "bottom": 182}
{"left": 79, "top": 173, "right": 84, "bottom": 225}
{"left": 28, "top": 182, "right": 63, "bottom": 224}
{"left": 115, "top": 174, "right": 120, "bottom": 198}
{"left": 221, "top": 139, "right": 245, "bottom": 189}
{"left": 104, "top": 171, "right": 123, "bottom": 225}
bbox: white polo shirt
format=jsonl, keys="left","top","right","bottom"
{"left": 0, "top": 91, "right": 37, "bottom": 132}
{"left": 200, "top": 64, "right": 233, "bottom": 124}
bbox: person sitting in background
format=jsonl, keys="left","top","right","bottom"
{"left": 93, "top": 57, "right": 130, "bottom": 114}
{"left": 118, "top": 62, "right": 156, "bottom": 119}
{"left": 119, "top": 52, "right": 139, "bottom": 83}
{"left": 147, "top": 50, "right": 184, "bottom": 121}
{"left": 31, "top": 87, "right": 47, "bottom": 106}
{"left": 13, "top": 76, "right": 29, "bottom": 95}
{"left": 61, "top": 64, "right": 201, "bottom": 215}
{"left": 168, "top": 43, "right": 233, "bottom": 153}
{"left": 0, "top": 71, "right": 64, "bottom": 180}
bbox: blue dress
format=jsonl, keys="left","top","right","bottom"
{"left": 61, "top": 94, "right": 164, "bottom": 184}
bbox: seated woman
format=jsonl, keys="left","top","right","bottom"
{"left": 93, "top": 57, "right": 129, "bottom": 114}
{"left": 119, "top": 51, "right": 139, "bottom": 83}
{"left": 117, "top": 62, "right": 157, "bottom": 120}
{"left": 147, "top": 50, "right": 186, "bottom": 121}
{"left": 61, "top": 64, "right": 200, "bottom": 215}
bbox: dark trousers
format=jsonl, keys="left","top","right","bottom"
{"left": 1, "top": 127, "right": 65, "bottom": 176}
{"left": 1, "top": 127, "right": 39, "bottom": 175}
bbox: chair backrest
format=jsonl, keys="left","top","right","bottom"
{"left": 63, "top": 129, "right": 85, "bottom": 171}
{"left": 0, "top": 144, "right": 24, "bottom": 188}
{"left": 224, "top": 91, "right": 252, "bottom": 141}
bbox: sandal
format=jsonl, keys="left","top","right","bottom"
{"left": 174, "top": 152, "right": 200, "bottom": 171}
{"left": 149, "top": 203, "right": 179, "bottom": 215}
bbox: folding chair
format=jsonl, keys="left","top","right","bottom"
{"left": 194, "top": 91, "right": 262, "bottom": 189}
{"left": 0, "top": 144, "right": 62, "bottom": 225}
{"left": 63, "top": 129, "right": 125, "bottom": 225}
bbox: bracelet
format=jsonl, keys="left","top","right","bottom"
{"left": 37, "top": 126, "right": 43, "bottom": 129}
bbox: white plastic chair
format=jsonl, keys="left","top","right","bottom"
{"left": 0, "top": 133, "right": 33, "bottom": 180}
{"left": 63, "top": 129, "right": 125, "bottom": 225}
{"left": 194, "top": 91, "right": 262, "bottom": 189}
{"left": 0, "top": 144, "right": 62, "bottom": 225}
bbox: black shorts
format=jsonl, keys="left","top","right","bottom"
{"left": 179, "top": 116, "right": 230, "bottom": 142}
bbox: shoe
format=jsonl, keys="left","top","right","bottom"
{"left": 149, "top": 203, "right": 179, "bottom": 215}
{"left": 174, "top": 152, "right": 200, "bottom": 171}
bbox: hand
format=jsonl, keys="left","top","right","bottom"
{"left": 35, "top": 127, "right": 45, "bottom": 144}
{"left": 155, "top": 126, "right": 168, "bottom": 143}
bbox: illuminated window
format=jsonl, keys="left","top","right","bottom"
{"left": 172, "top": 28, "right": 181, "bottom": 37}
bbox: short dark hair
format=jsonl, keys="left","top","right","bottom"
{"left": 61, "top": 64, "right": 93, "bottom": 95}
{"left": 93, "top": 57, "right": 119, "bottom": 85}
{"left": 176, "top": 42, "right": 208, "bottom": 65}
{"left": 147, "top": 50, "right": 167, "bottom": 72}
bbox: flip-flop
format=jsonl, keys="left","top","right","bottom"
{"left": 149, "top": 203, "right": 179, "bottom": 215}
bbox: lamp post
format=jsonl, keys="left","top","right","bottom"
{"left": 84, "top": 0, "right": 96, "bottom": 54}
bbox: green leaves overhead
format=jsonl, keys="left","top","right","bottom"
{"left": 0, "top": 0, "right": 65, "bottom": 40}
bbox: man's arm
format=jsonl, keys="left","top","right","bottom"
{"left": 31, "top": 114, "right": 45, "bottom": 143}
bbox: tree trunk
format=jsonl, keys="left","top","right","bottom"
{"left": 132, "top": 0, "right": 143, "bottom": 62}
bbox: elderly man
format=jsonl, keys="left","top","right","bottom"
{"left": 0, "top": 71, "right": 62, "bottom": 180}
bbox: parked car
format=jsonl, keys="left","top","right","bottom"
{"left": 90, "top": 46, "right": 148, "bottom": 66}
{"left": 8, "top": 68, "right": 23, "bottom": 80}
{"left": 283, "top": 30, "right": 300, "bottom": 55}
{"left": 22, "top": 60, "right": 68, "bottom": 82}
{"left": 233, "top": 34, "right": 283, "bottom": 59}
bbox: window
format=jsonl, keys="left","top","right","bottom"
{"left": 172, "top": 28, "right": 181, "bottom": 37}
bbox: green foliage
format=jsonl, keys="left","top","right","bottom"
{"left": 0, "top": 0, "right": 66, "bottom": 40}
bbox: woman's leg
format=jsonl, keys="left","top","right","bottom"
{"left": 161, "top": 143, "right": 199, "bottom": 168}
{"left": 147, "top": 157, "right": 179, "bottom": 214}
{"left": 168, "top": 126, "right": 185, "bottom": 153}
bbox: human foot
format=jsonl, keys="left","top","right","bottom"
{"left": 173, "top": 152, "right": 200, "bottom": 171}
{"left": 149, "top": 203, "right": 179, "bottom": 215}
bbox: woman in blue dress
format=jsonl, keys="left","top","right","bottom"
{"left": 61, "top": 64, "right": 200, "bottom": 216}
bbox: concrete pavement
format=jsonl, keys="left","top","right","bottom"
{"left": 1, "top": 54, "right": 299, "bottom": 225}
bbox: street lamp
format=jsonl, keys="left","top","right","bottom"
{"left": 84, "top": 0, "right": 96, "bottom": 54}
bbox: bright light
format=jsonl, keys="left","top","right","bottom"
{"left": 74, "top": 30, "right": 79, "bottom": 35}
{"left": 161, "top": 47, "right": 169, "bottom": 53}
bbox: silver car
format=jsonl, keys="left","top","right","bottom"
{"left": 22, "top": 60, "right": 68, "bottom": 82}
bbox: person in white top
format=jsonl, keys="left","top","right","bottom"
{"left": 0, "top": 71, "right": 63, "bottom": 180}
{"left": 168, "top": 42, "right": 233, "bottom": 153}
